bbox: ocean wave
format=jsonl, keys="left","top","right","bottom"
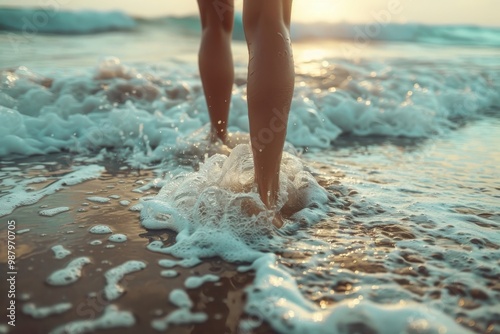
{"left": 0, "top": 8, "right": 136, "bottom": 34}
{"left": 0, "top": 56, "right": 498, "bottom": 160}
{"left": 1, "top": 8, "right": 499, "bottom": 47}
{"left": 291, "top": 22, "right": 500, "bottom": 47}
{"left": 149, "top": 14, "right": 500, "bottom": 47}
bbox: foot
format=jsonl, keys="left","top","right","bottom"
{"left": 224, "top": 132, "right": 250, "bottom": 149}
{"left": 272, "top": 212, "right": 284, "bottom": 228}
{"left": 208, "top": 129, "right": 226, "bottom": 144}
{"left": 239, "top": 196, "right": 285, "bottom": 229}
{"left": 205, "top": 131, "right": 231, "bottom": 155}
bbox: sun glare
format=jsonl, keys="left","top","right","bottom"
{"left": 292, "top": 0, "right": 352, "bottom": 23}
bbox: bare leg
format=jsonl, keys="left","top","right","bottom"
{"left": 197, "top": 0, "right": 235, "bottom": 142}
{"left": 243, "top": 0, "right": 295, "bottom": 214}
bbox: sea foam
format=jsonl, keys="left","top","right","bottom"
{"left": 104, "top": 260, "right": 146, "bottom": 301}
{"left": 46, "top": 257, "right": 91, "bottom": 286}
{"left": 137, "top": 138, "right": 486, "bottom": 333}
{"left": 50, "top": 305, "right": 135, "bottom": 334}
{"left": 22, "top": 302, "right": 72, "bottom": 319}
{"left": 141, "top": 144, "right": 331, "bottom": 262}
{"left": 1, "top": 56, "right": 498, "bottom": 164}
{"left": 0, "top": 164, "right": 103, "bottom": 217}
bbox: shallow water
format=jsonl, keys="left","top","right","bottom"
{"left": 1, "top": 118, "right": 498, "bottom": 333}
{"left": 1, "top": 10, "right": 500, "bottom": 334}
{"left": 290, "top": 118, "right": 500, "bottom": 333}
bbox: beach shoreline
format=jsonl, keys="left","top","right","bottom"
{"left": 1, "top": 160, "right": 259, "bottom": 334}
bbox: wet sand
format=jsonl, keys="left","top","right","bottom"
{"left": 0, "top": 156, "right": 258, "bottom": 334}
{"left": 1, "top": 124, "right": 499, "bottom": 334}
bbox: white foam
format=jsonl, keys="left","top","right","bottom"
{"left": 0, "top": 165, "right": 103, "bottom": 217}
{"left": 2, "top": 166, "right": 20, "bottom": 171}
{"left": 46, "top": 257, "right": 91, "bottom": 286}
{"left": 50, "top": 305, "right": 135, "bottom": 334}
{"left": 1, "top": 49, "right": 496, "bottom": 334}
{"left": 108, "top": 234, "right": 127, "bottom": 243}
{"left": 89, "top": 225, "right": 112, "bottom": 234}
{"left": 141, "top": 144, "right": 330, "bottom": 262}
{"left": 1, "top": 57, "right": 497, "bottom": 164}
{"left": 51, "top": 245, "right": 71, "bottom": 259}
{"left": 129, "top": 203, "right": 143, "bottom": 212}
{"left": 16, "top": 228, "right": 30, "bottom": 234}
{"left": 184, "top": 275, "right": 219, "bottom": 289}
{"left": 238, "top": 253, "right": 474, "bottom": 334}
{"left": 26, "top": 176, "right": 48, "bottom": 184}
{"left": 104, "top": 260, "right": 146, "bottom": 301}
{"left": 86, "top": 196, "right": 111, "bottom": 203}
{"left": 160, "top": 270, "right": 178, "bottom": 278}
{"left": 151, "top": 308, "right": 208, "bottom": 331}
{"left": 156, "top": 256, "right": 202, "bottom": 269}
{"left": 39, "top": 207, "right": 70, "bottom": 217}
{"left": 137, "top": 137, "right": 487, "bottom": 333}
{"left": 29, "top": 165, "right": 46, "bottom": 170}
{"left": 169, "top": 289, "right": 192, "bottom": 309}
{"left": 151, "top": 289, "right": 207, "bottom": 331}
{"left": 22, "top": 302, "right": 72, "bottom": 319}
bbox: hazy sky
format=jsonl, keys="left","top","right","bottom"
{"left": 1, "top": 0, "right": 499, "bottom": 26}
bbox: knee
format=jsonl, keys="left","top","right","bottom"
{"left": 198, "top": 0, "right": 234, "bottom": 34}
{"left": 243, "top": 6, "right": 288, "bottom": 42}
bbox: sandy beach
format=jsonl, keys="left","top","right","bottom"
{"left": 1, "top": 157, "right": 258, "bottom": 334}
{"left": 1, "top": 5, "right": 500, "bottom": 334}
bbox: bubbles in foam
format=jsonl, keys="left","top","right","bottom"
{"left": 169, "top": 289, "right": 192, "bottom": 309}
{"left": 2, "top": 57, "right": 497, "bottom": 165}
{"left": 141, "top": 144, "right": 331, "bottom": 262}
{"left": 157, "top": 257, "right": 202, "bottom": 268}
{"left": 108, "top": 234, "right": 127, "bottom": 243}
{"left": 0, "top": 164, "right": 103, "bottom": 217}
{"left": 184, "top": 275, "right": 219, "bottom": 289}
{"left": 151, "top": 309, "right": 207, "bottom": 331}
{"left": 46, "top": 257, "right": 91, "bottom": 286}
{"left": 51, "top": 245, "right": 71, "bottom": 260}
{"left": 50, "top": 305, "right": 135, "bottom": 334}
{"left": 86, "top": 196, "right": 111, "bottom": 203}
{"left": 39, "top": 207, "right": 70, "bottom": 217}
{"left": 129, "top": 204, "right": 143, "bottom": 212}
{"left": 161, "top": 270, "right": 179, "bottom": 278}
{"left": 151, "top": 289, "right": 208, "bottom": 331}
{"left": 240, "top": 253, "right": 475, "bottom": 334}
{"left": 16, "top": 228, "right": 30, "bottom": 234}
{"left": 104, "top": 260, "right": 146, "bottom": 301}
{"left": 22, "top": 302, "right": 72, "bottom": 319}
{"left": 89, "top": 225, "right": 112, "bottom": 234}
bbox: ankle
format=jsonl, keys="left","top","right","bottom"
{"left": 208, "top": 129, "right": 227, "bottom": 143}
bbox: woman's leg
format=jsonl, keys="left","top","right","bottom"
{"left": 197, "top": 0, "right": 235, "bottom": 142}
{"left": 243, "top": 0, "right": 294, "bottom": 211}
